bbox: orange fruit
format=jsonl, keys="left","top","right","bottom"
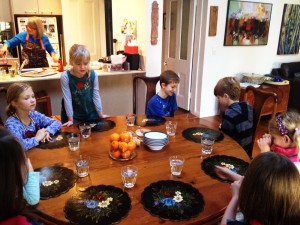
{"left": 119, "top": 142, "right": 128, "bottom": 152}
{"left": 111, "top": 149, "right": 121, "bottom": 159}
{"left": 127, "top": 141, "right": 136, "bottom": 152}
{"left": 122, "top": 150, "right": 131, "bottom": 159}
{"left": 110, "top": 133, "right": 120, "bottom": 142}
{"left": 120, "top": 132, "right": 131, "bottom": 143}
{"left": 111, "top": 140, "right": 119, "bottom": 150}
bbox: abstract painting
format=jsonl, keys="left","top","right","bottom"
{"left": 224, "top": 0, "right": 272, "bottom": 46}
{"left": 277, "top": 4, "right": 300, "bottom": 55}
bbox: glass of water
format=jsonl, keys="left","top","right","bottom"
{"left": 201, "top": 135, "right": 215, "bottom": 155}
{"left": 79, "top": 123, "right": 91, "bottom": 139}
{"left": 75, "top": 155, "right": 90, "bottom": 177}
{"left": 67, "top": 133, "right": 80, "bottom": 151}
{"left": 169, "top": 155, "right": 185, "bottom": 176}
{"left": 121, "top": 165, "right": 138, "bottom": 188}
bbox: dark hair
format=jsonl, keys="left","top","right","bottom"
{"left": 160, "top": 70, "right": 180, "bottom": 86}
{"left": 214, "top": 77, "right": 240, "bottom": 100}
{"left": 0, "top": 128, "right": 28, "bottom": 221}
{"left": 6, "top": 82, "right": 32, "bottom": 116}
{"left": 239, "top": 152, "right": 300, "bottom": 225}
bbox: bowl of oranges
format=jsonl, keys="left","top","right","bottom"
{"left": 109, "top": 131, "right": 140, "bottom": 161}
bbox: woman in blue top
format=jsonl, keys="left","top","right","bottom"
{"left": 5, "top": 83, "right": 61, "bottom": 151}
{"left": 0, "top": 17, "right": 57, "bottom": 68}
{"left": 61, "top": 44, "right": 107, "bottom": 126}
{"left": 0, "top": 128, "right": 40, "bottom": 224}
{"left": 146, "top": 70, "right": 180, "bottom": 117}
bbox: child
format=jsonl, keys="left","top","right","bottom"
{"left": 257, "top": 111, "right": 300, "bottom": 162}
{"left": 214, "top": 77, "right": 253, "bottom": 157}
{"left": 5, "top": 83, "right": 61, "bottom": 151}
{"left": 146, "top": 70, "right": 180, "bottom": 117}
{"left": 0, "top": 127, "right": 40, "bottom": 223}
{"left": 220, "top": 152, "right": 300, "bottom": 225}
{"left": 61, "top": 44, "right": 107, "bottom": 126}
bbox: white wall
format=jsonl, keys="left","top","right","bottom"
{"left": 192, "top": 0, "right": 300, "bottom": 118}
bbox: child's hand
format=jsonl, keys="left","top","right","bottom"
{"left": 62, "top": 121, "right": 73, "bottom": 127}
{"left": 257, "top": 134, "right": 271, "bottom": 153}
{"left": 231, "top": 177, "right": 243, "bottom": 198}
{"left": 41, "top": 131, "right": 52, "bottom": 143}
{"left": 35, "top": 128, "right": 47, "bottom": 142}
{"left": 214, "top": 165, "right": 243, "bottom": 182}
{"left": 98, "top": 112, "right": 110, "bottom": 119}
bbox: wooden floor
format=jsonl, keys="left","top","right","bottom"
{"left": 175, "top": 108, "right": 269, "bottom": 158}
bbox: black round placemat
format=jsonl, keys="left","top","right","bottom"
{"left": 135, "top": 115, "right": 166, "bottom": 127}
{"left": 182, "top": 127, "right": 224, "bottom": 143}
{"left": 64, "top": 185, "right": 131, "bottom": 225}
{"left": 201, "top": 155, "right": 249, "bottom": 183}
{"left": 37, "top": 132, "right": 70, "bottom": 149}
{"left": 36, "top": 166, "right": 76, "bottom": 200}
{"left": 141, "top": 180, "right": 205, "bottom": 221}
{"left": 78, "top": 119, "right": 116, "bottom": 132}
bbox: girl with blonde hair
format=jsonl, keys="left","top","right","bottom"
{"left": 257, "top": 111, "right": 300, "bottom": 162}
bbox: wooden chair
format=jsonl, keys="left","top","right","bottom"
{"left": 133, "top": 76, "right": 160, "bottom": 114}
{"left": 243, "top": 86, "right": 278, "bottom": 158}
{"left": 35, "top": 90, "right": 52, "bottom": 117}
{"left": 0, "top": 87, "right": 7, "bottom": 126}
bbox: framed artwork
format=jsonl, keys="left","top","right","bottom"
{"left": 224, "top": 0, "right": 272, "bottom": 46}
{"left": 277, "top": 4, "right": 300, "bottom": 55}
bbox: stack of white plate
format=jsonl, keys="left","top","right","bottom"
{"left": 143, "top": 132, "right": 168, "bottom": 151}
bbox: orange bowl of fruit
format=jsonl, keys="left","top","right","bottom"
{"left": 109, "top": 131, "right": 140, "bottom": 161}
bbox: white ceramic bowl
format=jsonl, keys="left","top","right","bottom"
{"left": 143, "top": 132, "right": 168, "bottom": 151}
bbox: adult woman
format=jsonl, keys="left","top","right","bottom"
{"left": 0, "top": 17, "right": 57, "bottom": 68}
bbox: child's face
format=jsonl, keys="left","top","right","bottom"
{"left": 71, "top": 60, "right": 89, "bottom": 77}
{"left": 216, "top": 95, "right": 229, "bottom": 109}
{"left": 13, "top": 87, "right": 36, "bottom": 112}
{"left": 162, "top": 82, "right": 178, "bottom": 97}
{"left": 272, "top": 133, "right": 293, "bottom": 148}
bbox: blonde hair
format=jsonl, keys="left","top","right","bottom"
{"left": 269, "top": 111, "right": 300, "bottom": 159}
{"left": 214, "top": 77, "right": 241, "bottom": 100}
{"left": 69, "top": 44, "right": 90, "bottom": 65}
{"left": 27, "top": 17, "right": 44, "bottom": 39}
{"left": 6, "top": 83, "right": 32, "bottom": 116}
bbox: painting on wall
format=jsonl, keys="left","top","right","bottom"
{"left": 277, "top": 4, "right": 300, "bottom": 55}
{"left": 224, "top": 0, "right": 272, "bottom": 46}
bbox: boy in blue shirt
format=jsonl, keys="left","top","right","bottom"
{"left": 214, "top": 77, "right": 253, "bottom": 157}
{"left": 146, "top": 70, "right": 180, "bottom": 117}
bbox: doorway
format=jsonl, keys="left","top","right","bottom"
{"left": 162, "top": 0, "right": 196, "bottom": 111}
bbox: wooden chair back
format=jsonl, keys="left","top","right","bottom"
{"left": 244, "top": 86, "right": 278, "bottom": 157}
{"left": 0, "top": 87, "right": 7, "bottom": 126}
{"left": 133, "top": 76, "right": 160, "bottom": 114}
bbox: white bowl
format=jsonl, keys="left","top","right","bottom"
{"left": 147, "top": 145, "right": 165, "bottom": 151}
{"left": 143, "top": 132, "right": 168, "bottom": 151}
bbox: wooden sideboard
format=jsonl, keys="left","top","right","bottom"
{"left": 240, "top": 83, "right": 290, "bottom": 116}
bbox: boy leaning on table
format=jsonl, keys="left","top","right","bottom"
{"left": 146, "top": 70, "right": 180, "bottom": 117}
{"left": 214, "top": 77, "right": 254, "bottom": 157}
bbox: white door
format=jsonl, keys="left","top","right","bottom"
{"left": 163, "top": 0, "right": 196, "bottom": 110}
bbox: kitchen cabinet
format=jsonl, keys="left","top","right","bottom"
{"left": 11, "top": 0, "right": 62, "bottom": 15}
{"left": 240, "top": 83, "right": 290, "bottom": 116}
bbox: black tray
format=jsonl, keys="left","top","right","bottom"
{"left": 201, "top": 155, "right": 249, "bottom": 183}
{"left": 36, "top": 166, "right": 76, "bottom": 199}
{"left": 135, "top": 115, "right": 166, "bottom": 127}
{"left": 37, "top": 132, "right": 69, "bottom": 149}
{"left": 182, "top": 127, "right": 224, "bottom": 143}
{"left": 79, "top": 119, "right": 116, "bottom": 132}
{"left": 141, "top": 180, "right": 205, "bottom": 221}
{"left": 64, "top": 185, "right": 131, "bottom": 225}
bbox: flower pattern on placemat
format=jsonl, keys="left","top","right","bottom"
{"left": 135, "top": 115, "right": 166, "bottom": 127}
{"left": 64, "top": 185, "right": 131, "bottom": 225}
{"left": 37, "top": 132, "right": 70, "bottom": 149}
{"left": 182, "top": 127, "right": 224, "bottom": 143}
{"left": 201, "top": 155, "right": 249, "bottom": 183}
{"left": 141, "top": 180, "right": 205, "bottom": 221}
{"left": 36, "top": 166, "right": 76, "bottom": 200}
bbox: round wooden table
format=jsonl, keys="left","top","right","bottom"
{"left": 26, "top": 114, "right": 250, "bottom": 225}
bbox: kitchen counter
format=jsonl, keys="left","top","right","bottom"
{"left": 0, "top": 69, "right": 145, "bottom": 83}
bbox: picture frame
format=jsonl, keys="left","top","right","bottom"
{"left": 224, "top": 0, "right": 272, "bottom": 46}
{"left": 277, "top": 4, "right": 300, "bottom": 55}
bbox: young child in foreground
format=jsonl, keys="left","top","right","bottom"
{"left": 216, "top": 152, "right": 300, "bottom": 225}
{"left": 61, "top": 44, "right": 107, "bottom": 126}
{"left": 0, "top": 127, "right": 40, "bottom": 224}
{"left": 257, "top": 111, "right": 300, "bottom": 162}
{"left": 214, "top": 77, "right": 253, "bottom": 157}
{"left": 5, "top": 83, "right": 61, "bottom": 151}
{"left": 146, "top": 70, "right": 180, "bottom": 117}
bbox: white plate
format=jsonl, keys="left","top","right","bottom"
{"left": 144, "top": 132, "right": 167, "bottom": 139}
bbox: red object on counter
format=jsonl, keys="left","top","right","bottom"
{"left": 58, "top": 59, "right": 64, "bottom": 72}
{"left": 124, "top": 46, "right": 138, "bottom": 54}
